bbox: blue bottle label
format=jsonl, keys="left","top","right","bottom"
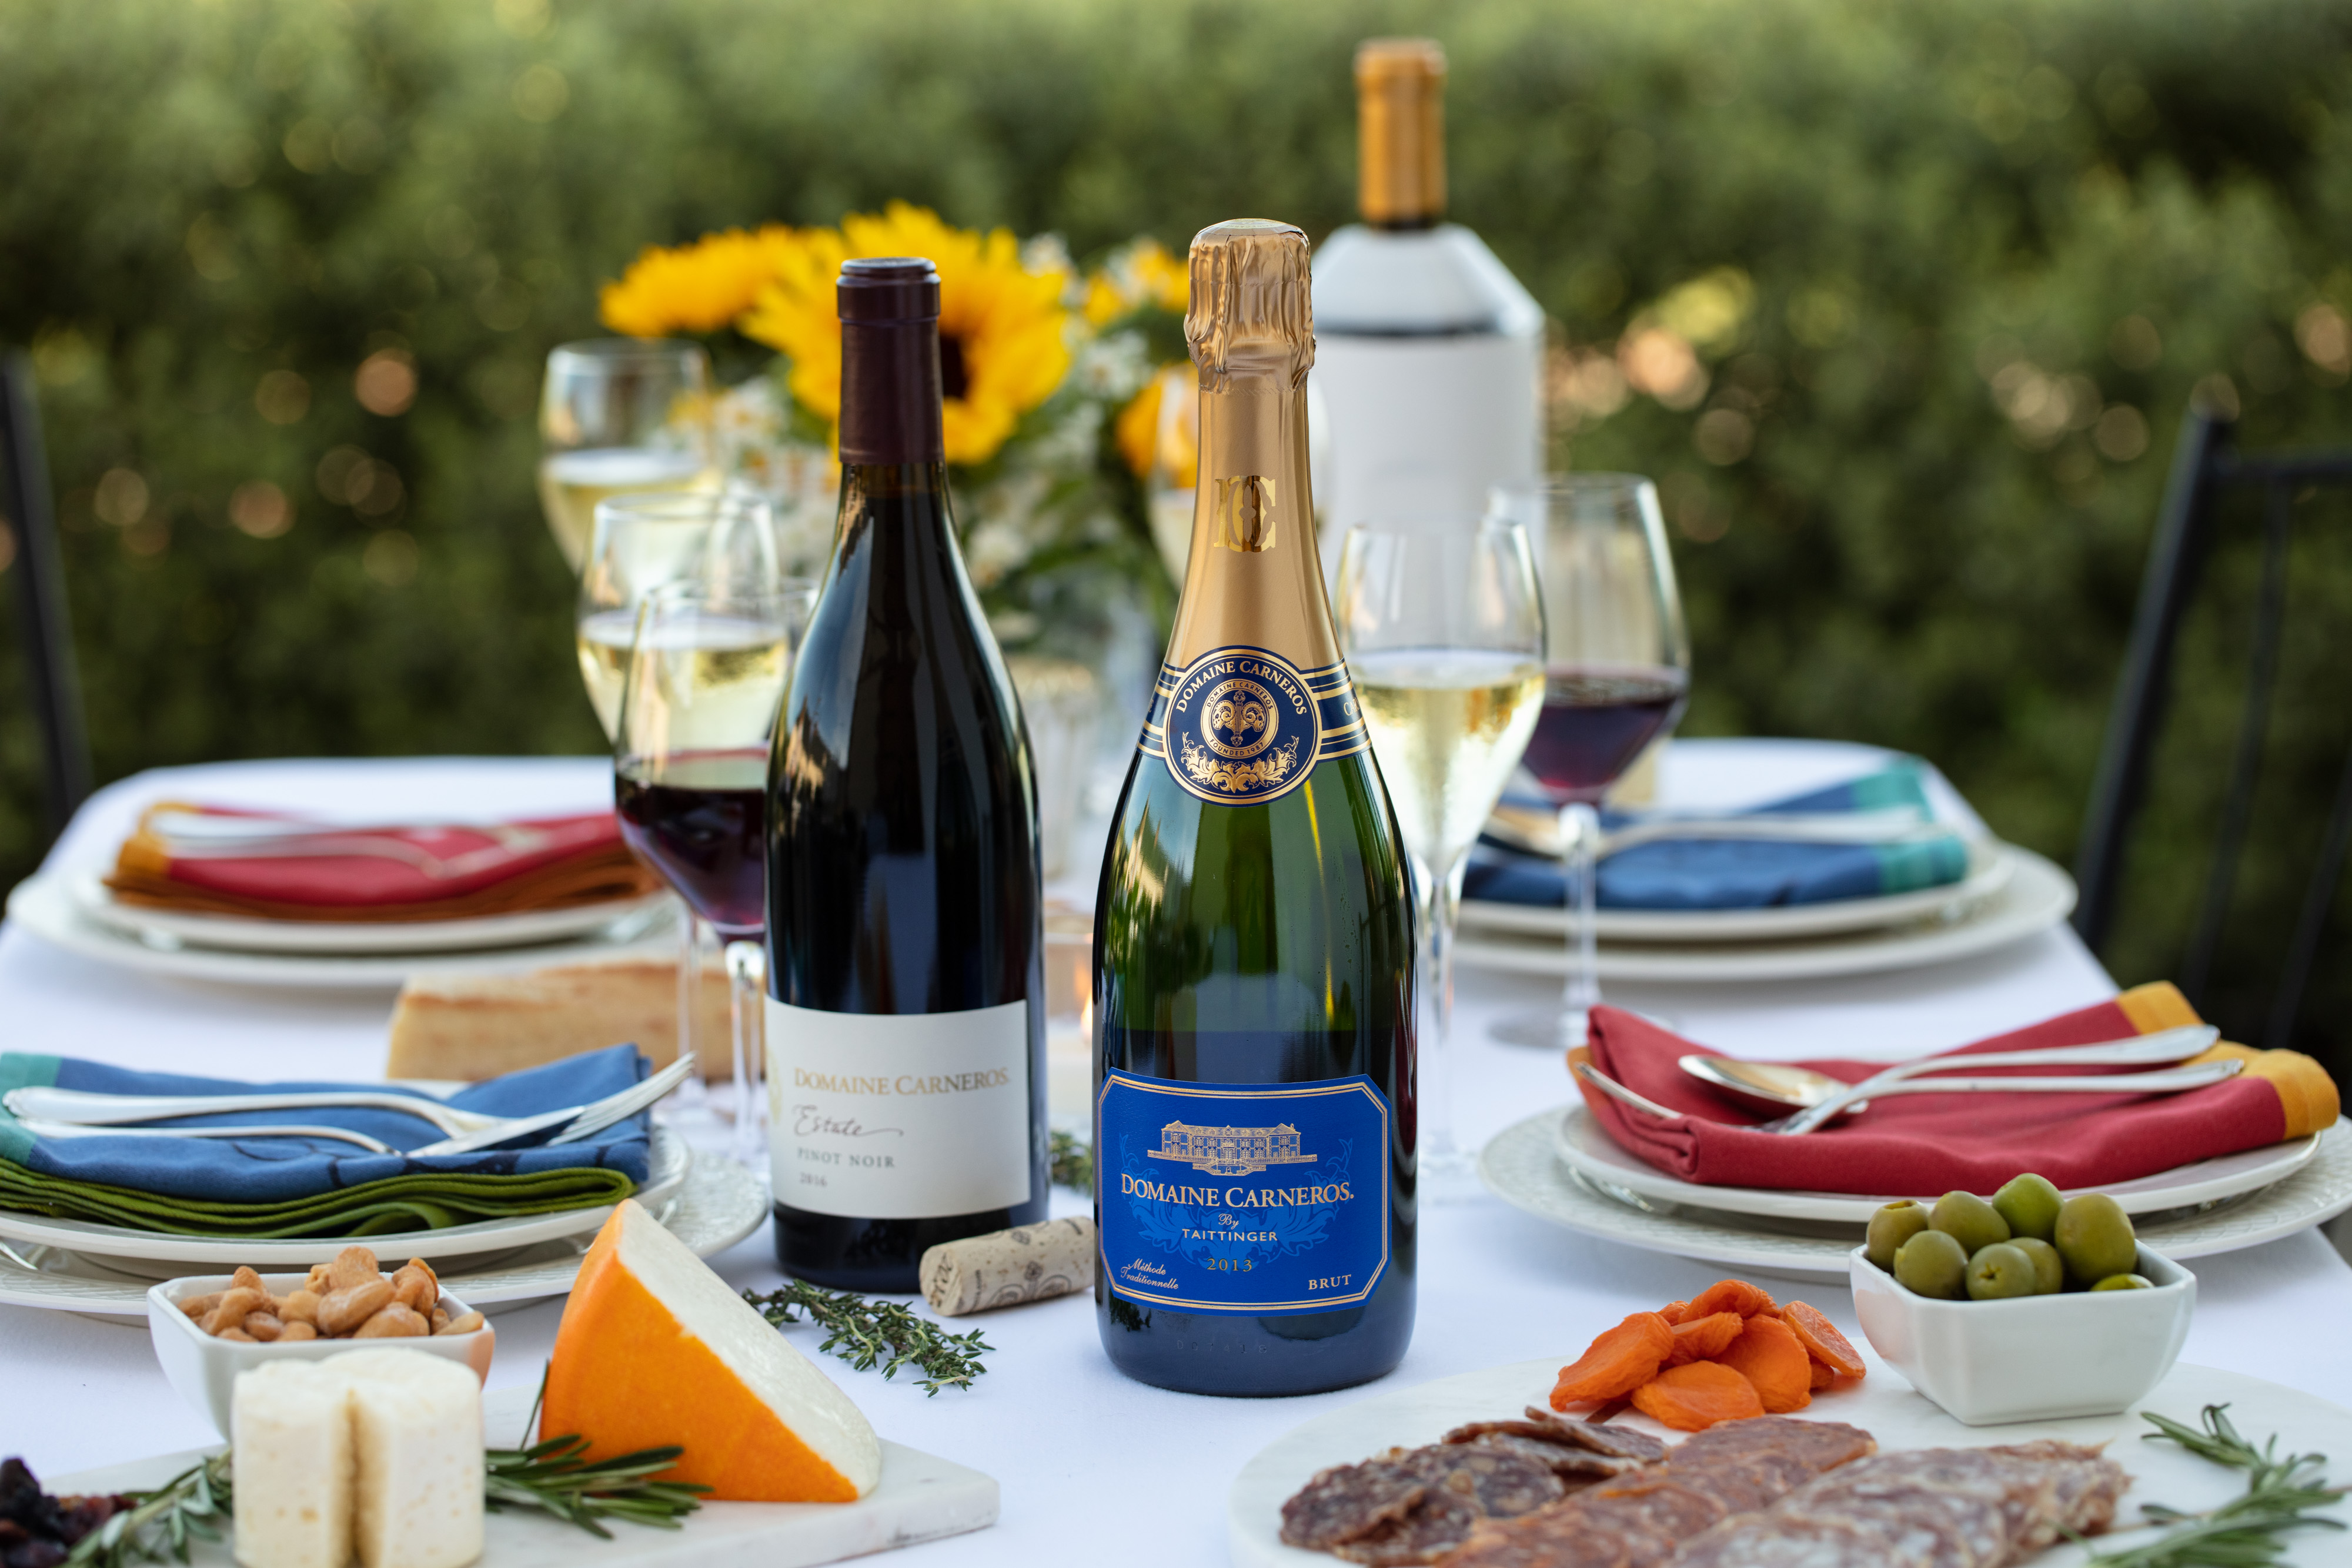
{"left": 1138, "top": 646, "right": 1367, "bottom": 806}
{"left": 1096, "top": 1069, "right": 1392, "bottom": 1313}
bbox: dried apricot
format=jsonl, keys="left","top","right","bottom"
{"left": 1715, "top": 1315, "right": 1812, "bottom": 1413}
{"left": 1681, "top": 1279, "right": 1779, "bottom": 1319}
{"left": 1629, "top": 1361, "right": 1766, "bottom": 1431}
{"left": 1664, "top": 1311, "right": 1746, "bottom": 1366}
{"left": 1779, "top": 1300, "right": 1866, "bottom": 1379}
{"left": 1549, "top": 1312, "right": 1675, "bottom": 1407}
{"left": 1809, "top": 1358, "right": 1836, "bottom": 1391}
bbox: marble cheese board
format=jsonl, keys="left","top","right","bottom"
{"left": 1227, "top": 1350, "right": 2352, "bottom": 1567}
{"left": 51, "top": 1382, "right": 1000, "bottom": 1568}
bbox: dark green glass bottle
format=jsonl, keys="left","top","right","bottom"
{"left": 1093, "top": 220, "right": 1417, "bottom": 1396}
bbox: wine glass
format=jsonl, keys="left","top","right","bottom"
{"left": 1492, "top": 475, "right": 1690, "bottom": 1050}
{"left": 1335, "top": 516, "right": 1546, "bottom": 1194}
{"left": 539, "top": 339, "right": 720, "bottom": 572}
{"left": 578, "top": 489, "right": 779, "bottom": 741}
{"left": 615, "top": 580, "right": 810, "bottom": 1172}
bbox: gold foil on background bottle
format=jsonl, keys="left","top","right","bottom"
{"left": 1355, "top": 38, "right": 1446, "bottom": 228}
{"left": 1147, "top": 220, "right": 1365, "bottom": 805}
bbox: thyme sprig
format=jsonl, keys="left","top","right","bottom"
{"left": 1049, "top": 1129, "right": 1092, "bottom": 1191}
{"left": 2085, "top": 1403, "right": 2347, "bottom": 1566}
{"left": 59, "top": 1455, "right": 230, "bottom": 1568}
{"left": 744, "top": 1280, "right": 992, "bottom": 1395}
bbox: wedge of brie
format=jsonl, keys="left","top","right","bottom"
{"left": 232, "top": 1362, "right": 356, "bottom": 1568}
{"left": 543, "top": 1198, "right": 882, "bottom": 1502}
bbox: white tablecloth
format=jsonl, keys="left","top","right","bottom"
{"left": 4, "top": 743, "right": 2349, "bottom": 1566}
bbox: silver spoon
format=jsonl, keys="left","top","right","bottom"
{"left": 1678, "top": 1025, "right": 2219, "bottom": 1120}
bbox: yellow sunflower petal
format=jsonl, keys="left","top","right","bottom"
{"left": 600, "top": 226, "right": 799, "bottom": 338}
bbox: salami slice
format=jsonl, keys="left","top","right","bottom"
{"left": 1277, "top": 1457, "right": 1428, "bottom": 1550}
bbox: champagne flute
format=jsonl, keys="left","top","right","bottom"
{"left": 1336, "top": 516, "right": 1545, "bottom": 1193}
{"left": 539, "top": 339, "right": 720, "bottom": 571}
{"left": 614, "top": 581, "right": 808, "bottom": 1172}
{"left": 1493, "top": 475, "right": 1690, "bottom": 1049}
{"left": 578, "top": 489, "right": 778, "bottom": 741}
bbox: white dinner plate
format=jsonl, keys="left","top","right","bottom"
{"left": 1479, "top": 1110, "right": 2352, "bottom": 1286}
{"left": 70, "top": 875, "right": 674, "bottom": 955}
{"left": 0, "top": 1143, "right": 766, "bottom": 1318}
{"left": 1227, "top": 1350, "right": 2352, "bottom": 1568}
{"left": 1455, "top": 847, "right": 2076, "bottom": 984}
{"left": 1550, "top": 1103, "right": 2326, "bottom": 1223}
{"left": 1460, "top": 839, "right": 2016, "bottom": 945}
{"left": 5, "top": 870, "right": 680, "bottom": 991}
{"left": 0, "top": 1127, "right": 690, "bottom": 1274}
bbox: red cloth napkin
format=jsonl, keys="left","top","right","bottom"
{"left": 1575, "top": 986, "right": 2296, "bottom": 1195}
{"left": 105, "top": 803, "right": 662, "bottom": 922}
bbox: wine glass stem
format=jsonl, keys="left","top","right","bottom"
{"left": 723, "top": 939, "right": 768, "bottom": 1175}
{"left": 1415, "top": 851, "right": 1469, "bottom": 1171}
{"left": 676, "top": 906, "right": 706, "bottom": 1080}
{"left": 1558, "top": 800, "right": 1602, "bottom": 1046}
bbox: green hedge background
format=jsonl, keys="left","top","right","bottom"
{"left": 3, "top": 0, "right": 2350, "bottom": 1073}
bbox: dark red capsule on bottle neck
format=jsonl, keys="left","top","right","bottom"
{"left": 836, "top": 256, "right": 946, "bottom": 466}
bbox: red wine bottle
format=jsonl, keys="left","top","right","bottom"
{"left": 765, "top": 256, "right": 1047, "bottom": 1290}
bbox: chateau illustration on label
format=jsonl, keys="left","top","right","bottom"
{"left": 1149, "top": 1119, "right": 1319, "bottom": 1178}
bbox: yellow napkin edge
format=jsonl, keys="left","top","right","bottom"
{"left": 2119, "top": 980, "right": 2341, "bottom": 1139}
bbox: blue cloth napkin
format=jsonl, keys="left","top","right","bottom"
{"left": 1461, "top": 759, "right": 1972, "bottom": 911}
{"left": 0, "top": 1044, "right": 653, "bottom": 1205}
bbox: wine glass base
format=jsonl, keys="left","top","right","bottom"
{"left": 1488, "top": 1007, "right": 1593, "bottom": 1051}
{"left": 1418, "top": 1145, "right": 1484, "bottom": 1205}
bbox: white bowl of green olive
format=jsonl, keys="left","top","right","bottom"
{"left": 1846, "top": 1176, "right": 2194, "bottom": 1425}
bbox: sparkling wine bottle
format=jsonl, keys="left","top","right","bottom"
{"left": 766, "top": 256, "right": 1047, "bottom": 1291}
{"left": 1311, "top": 38, "right": 1545, "bottom": 563}
{"left": 1093, "top": 219, "right": 1417, "bottom": 1396}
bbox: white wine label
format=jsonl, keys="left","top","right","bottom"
{"left": 1096, "top": 1071, "right": 1392, "bottom": 1314}
{"left": 1140, "top": 645, "right": 1367, "bottom": 806}
{"left": 765, "top": 998, "right": 1032, "bottom": 1219}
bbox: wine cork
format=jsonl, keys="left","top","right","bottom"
{"left": 918, "top": 1217, "right": 1095, "bottom": 1316}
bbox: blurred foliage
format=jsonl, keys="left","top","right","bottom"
{"left": 2, "top": 0, "right": 2350, "bottom": 1068}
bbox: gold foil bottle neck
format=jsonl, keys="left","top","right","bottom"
{"left": 1355, "top": 37, "right": 1446, "bottom": 228}
{"left": 1185, "top": 219, "right": 1315, "bottom": 390}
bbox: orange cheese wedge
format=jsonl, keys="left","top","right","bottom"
{"left": 543, "top": 1199, "right": 881, "bottom": 1502}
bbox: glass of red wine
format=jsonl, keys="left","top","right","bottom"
{"left": 1494, "top": 475, "right": 1689, "bottom": 1049}
{"left": 615, "top": 576, "right": 813, "bottom": 1171}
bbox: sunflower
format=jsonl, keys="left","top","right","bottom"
{"left": 1084, "top": 237, "right": 1189, "bottom": 326}
{"left": 739, "top": 202, "right": 1071, "bottom": 466}
{"left": 599, "top": 226, "right": 799, "bottom": 338}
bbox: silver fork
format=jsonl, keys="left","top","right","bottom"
{"left": 6, "top": 1057, "right": 695, "bottom": 1155}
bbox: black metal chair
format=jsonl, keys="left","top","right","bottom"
{"left": 1, "top": 350, "right": 92, "bottom": 844}
{"left": 2074, "top": 406, "right": 2352, "bottom": 1049}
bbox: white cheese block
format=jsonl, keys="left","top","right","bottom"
{"left": 332, "top": 1350, "right": 486, "bottom": 1568}
{"left": 232, "top": 1362, "right": 356, "bottom": 1568}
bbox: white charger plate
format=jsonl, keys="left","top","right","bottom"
{"left": 0, "top": 1144, "right": 766, "bottom": 1317}
{"left": 1227, "top": 1350, "right": 2352, "bottom": 1568}
{"left": 0, "top": 1127, "right": 690, "bottom": 1273}
{"left": 1479, "top": 1109, "right": 2352, "bottom": 1286}
{"left": 70, "top": 875, "right": 673, "bottom": 955}
{"left": 6, "top": 870, "right": 680, "bottom": 991}
{"left": 1461, "top": 840, "right": 2016, "bottom": 945}
{"left": 1551, "top": 1103, "right": 2327, "bottom": 1223}
{"left": 54, "top": 1378, "right": 998, "bottom": 1568}
{"left": 1456, "top": 847, "right": 2076, "bottom": 984}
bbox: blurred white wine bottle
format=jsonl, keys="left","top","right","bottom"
{"left": 1311, "top": 38, "right": 1544, "bottom": 576}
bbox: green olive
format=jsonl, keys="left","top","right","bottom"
{"left": 1893, "top": 1228, "right": 1971, "bottom": 1300}
{"left": 1992, "top": 1174, "right": 2064, "bottom": 1243}
{"left": 2054, "top": 1193, "right": 2138, "bottom": 1288}
{"left": 1965, "top": 1242, "right": 2039, "bottom": 1300}
{"left": 2091, "top": 1273, "right": 2154, "bottom": 1291}
{"left": 1929, "top": 1191, "right": 2011, "bottom": 1257}
{"left": 2010, "top": 1236, "right": 2065, "bottom": 1295}
{"left": 1866, "top": 1199, "right": 1932, "bottom": 1271}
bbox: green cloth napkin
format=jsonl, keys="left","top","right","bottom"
{"left": 0, "top": 1157, "right": 633, "bottom": 1239}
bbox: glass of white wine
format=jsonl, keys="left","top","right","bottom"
{"left": 578, "top": 489, "right": 779, "bottom": 741}
{"left": 1335, "top": 515, "right": 1546, "bottom": 1194}
{"left": 539, "top": 339, "right": 720, "bottom": 572}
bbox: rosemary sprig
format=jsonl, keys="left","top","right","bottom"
{"left": 744, "top": 1280, "right": 992, "bottom": 1395}
{"left": 1050, "top": 1129, "right": 1093, "bottom": 1191}
{"left": 59, "top": 1455, "right": 230, "bottom": 1568}
{"left": 2086, "top": 1403, "right": 2348, "bottom": 1566}
{"left": 483, "top": 1437, "right": 709, "bottom": 1537}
